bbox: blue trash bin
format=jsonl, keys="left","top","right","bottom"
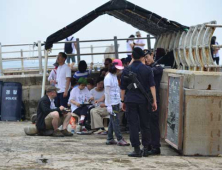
{"left": 0, "top": 81, "right": 3, "bottom": 120}
{"left": 1, "top": 82, "right": 22, "bottom": 121}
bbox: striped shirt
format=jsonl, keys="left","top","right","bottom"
{"left": 73, "top": 70, "right": 91, "bottom": 79}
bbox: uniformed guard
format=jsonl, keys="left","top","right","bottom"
{"left": 145, "top": 50, "right": 163, "bottom": 155}
{"left": 120, "top": 47, "right": 157, "bottom": 157}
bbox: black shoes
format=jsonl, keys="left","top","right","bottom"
{"left": 128, "top": 147, "right": 142, "bottom": 157}
{"left": 148, "top": 148, "right": 161, "bottom": 155}
{"left": 142, "top": 146, "right": 151, "bottom": 157}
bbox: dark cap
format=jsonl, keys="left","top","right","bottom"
{"left": 132, "top": 47, "right": 145, "bottom": 59}
{"left": 46, "top": 86, "right": 60, "bottom": 93}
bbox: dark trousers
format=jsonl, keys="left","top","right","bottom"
{"left": 149, "top": 104, "right": 161, "bottom": 148}
{"left": 126, "top": 102, "right": 150, "bottom": 147}
{"left": 55, "top": 92, "right": 70, "bottom": 108}
{"left": 213, "top": 57, "right": 220, "bottom": 65}
{"left": 74, "top": 106, "right": 88, "bottom": 116}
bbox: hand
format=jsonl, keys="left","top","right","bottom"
{"left": 59, "top": 106, "right": 64, "bottom": 111}
{"left": 63, "top": 91, "right": 68, "bottom": 98}
{"left": 89, "top": 97, "right": 94, "bottom": 102}
{"left": 94, "top": 100, "right": 98, "bottom": 104}
{"left": 76, "top": 102, "right": 81, "bottom": 107}
{"left": 122, "top": 103, "right": 126, "bottom": 112}
{"left": 107, "top": 105, "right": 113, "bottom": 114}
{"left": 152, "top": 101, "right": 157, "bottom": 112}
{"left": 100, "top": 103, "right": 106, "bottom": 108}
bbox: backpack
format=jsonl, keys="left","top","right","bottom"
{"left": 64, "top": 37, "right": 74, "bottom": 54}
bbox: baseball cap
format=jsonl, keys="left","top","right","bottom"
{"left": 46, "top": 86, "right": 60, "bottom": 93}
{"left": 112, "top": 59, "right": 124, "bottom": 70}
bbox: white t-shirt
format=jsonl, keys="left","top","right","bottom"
{"left": 134, "top": 39, "right": 145, "bottom": 50}
{"left": 215, "top": 42, "right": 220, "bottom": 58}
{"left": 48, "top": 69, "right": 57, "bottom": 81}
{"left": 69, "top": 87, "right": 92, "bottom": 112}
{"left": 66, "top": 36, "right": 76, "bottom": 54}
{"left": 104, "top": 73, "right": 121, "bottom": 105}
{"left": 56, "top": 64, "right": 71, "bottom": 93}
{"left": 126, "top": 40, "right": 134, "bottom": 55}
{"left": 90, "top": 87, "right": 104, "bottom": 105}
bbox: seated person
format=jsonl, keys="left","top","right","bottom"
{"left": 90, "top": 77, "right": 109, "bottom": 134}
{"left": 36, "top": 86, "right": 73, "bottom": 137}
{"left": 87, "top": 78, "right": 95, "bottom": 91}
{"left": 69, "top": 77, "right": 93, "bottom": 126}
{"left": 73, "top": 60, "right": 93, "bottom": 79}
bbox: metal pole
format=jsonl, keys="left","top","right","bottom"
{"left": 20, "top": 49, "right": 24, "bottom": 75}
{"left": 90, "top": 45, "right": 94, "bottom": 63}
{"left": 41, "top": 50, "right": 48, "bottom": 97}
{"left": 0, "top": 43, "right": 3, "bottom": 76}
{"left": 38, "top": 41, "right": 43, "bottom": 74}
{"left": 147, "top": 34, "right": 151, "bottom": 50}
{"left": 76, "top": 38, "right": 80, "bottom": 63}
{"left": 114, "top": 36, "right": 119, "bottom": 59}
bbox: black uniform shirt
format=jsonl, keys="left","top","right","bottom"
{"left": 149, "top": 65, "right": 163, "bottom": 103}
{"left": 121, "top": 61, "right": 155, "bottom": 104}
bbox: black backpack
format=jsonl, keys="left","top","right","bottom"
{"left": 64, "top": 37, "right": 74, "bottom": 54}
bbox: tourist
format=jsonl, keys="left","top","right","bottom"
{"left": 36, "top": 86, "right": 73, "bottom": 137}
{"left": 105, "top": 59, "right": 130, "bottom": 146}
{"left": 104, "top": 58, "right": 112, "bottom": 70}
{"left": 126, "top": 35, "right": 135, "bottom": 64}
{"left": 55, "top": 52, "right": 71, "bottom": 108}
{"left": 48, "top": 62, "right": 59, "bottom": 86}
{"left": 211, "top": 36, "right": 220, "bottom": 65}
{"left": 73, "top": 60, "right": 92, "bottom": 79}
{"left": 90, "top": 77, "right": 109, "bottom": 134}
{"left": 69, "top": 77, "right": 93, "bottom": 126}
{"left": 64, "top": 35, "right": 77, "bottom": 68}
{"left": 87, "top": 78, "right": 95, "bottom": 91}
{"left": 121, "top": 47, "right": 157, "bottom": 157}
{"left": 134, "top": 31, "right": 145, "bottom": 50}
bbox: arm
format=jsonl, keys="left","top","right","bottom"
{"left": 40, "top": 99, "right": 62, "bottom": 116}
{"left": 63, "top": 77, "right": 71, "bottom": 97}
{"left": 135, "top": 43, "right": 145, "bottom": 47}
{"left": 121, "top": 89, "right": 126, "bottom": 111}
{"left": 150, "top": 86, "right": 157, "bottom": 111}
{"left": 95, "top": 94, "right": 105, "bottom": 103}
{"left": 70, "top": 99, "right": 81, "bottom": 107}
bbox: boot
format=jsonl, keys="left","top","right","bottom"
{"left": 128, "top": 146, "right": 142, "bottom": 157}
{"left": 148, "top": 148, "right": 161, "bottom": 155}
{"left": 142, "top": 145, "right": 151, "bottom": 157}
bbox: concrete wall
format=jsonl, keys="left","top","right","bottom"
{"left": 159, "top": 69, "right": 222, "bottom": 156}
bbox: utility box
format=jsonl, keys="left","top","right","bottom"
{"left": 1, "top": 82, "right": 22, "bottom": 121}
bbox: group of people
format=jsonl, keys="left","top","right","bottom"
{"left": 34, "top": 31, "right": 164, "bottom": 158}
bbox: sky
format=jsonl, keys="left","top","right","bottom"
{"left": 0, "top": 0, "right": 222, "bottom": 66}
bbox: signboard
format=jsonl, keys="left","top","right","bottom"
{"left": 165, "top": 74, "right": 184, "bottom": 151}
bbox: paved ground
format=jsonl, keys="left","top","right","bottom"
{"left": 0, "top": 122, "right": 222, "bottom": 170}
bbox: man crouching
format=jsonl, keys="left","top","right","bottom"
{"left": 36, "top": 86, "right": 73, "bottom": 137}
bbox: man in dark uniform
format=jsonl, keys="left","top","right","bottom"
{"left": 145, "top": 51, "right": 163, "bottom": 155}
{"left": 120, "top": 47, "right": 157, "bottom": 157}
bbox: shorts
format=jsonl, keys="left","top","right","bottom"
{"left": 45, "top": 113, "right": 67, "bottom": 130}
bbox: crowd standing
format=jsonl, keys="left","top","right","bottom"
{"left": 33, "top": 32, "right": 164, "bottom": 157}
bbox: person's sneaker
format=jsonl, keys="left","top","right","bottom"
{"left": 61, "top": 129, "right": 73, "bottom": 136}
{"left": 148, "top": 148, "right": 161, "bottom": 155}
{"left": 100, "top": 131, "right": 107, "bottom": 135}
{"left": 106, "top": 139, "right": 117, "bottom": 145}
{"left": 52, "top": 129, "right": 64, "bottom": 137}
{"left": 117, "top": 139, "right": 130, "bottom": 146}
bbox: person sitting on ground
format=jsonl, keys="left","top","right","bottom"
{"left": 90, "top": 77, "right": 109, "bottom": 135}
{"left": 74, "top": 60, "right": 93, "bottom": 79}
{"left": 69, "top": 77, "right": 93, "bottom": 126}
{"left": 36, "top": 86, "right": 73, "bottom": 137}
{"left": 87, "top": 78, "right": 95, "bottom": 91}
{"left": 48, "top": 62, "right": 59, "bottom": 86}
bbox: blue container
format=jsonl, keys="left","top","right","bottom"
{"left": 0, "top": 81, "right": 3, "bottom": 120}
{"left": 1, "top": 82, "right": 22, "bottom": 121}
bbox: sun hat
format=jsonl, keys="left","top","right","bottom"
{"left": 112, "top": 59, "right": 124, "bottom": 70}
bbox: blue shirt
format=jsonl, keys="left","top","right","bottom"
{"left": 121, "top": 61, "right": 155, "bottom": 104}
{"left": 73, "top": 70, "right": 91, "bottom": 79}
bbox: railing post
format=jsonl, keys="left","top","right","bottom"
{"left": 90, "top": 45, "right": 94, "bottom": 63}
{"left": 114, "top": 36, "right": 119, "bottom": 59}
{"left": 20, "top": 49, "right": 24, "bottom": 75}
{"left": 76, "top": 38, "right": 80, "bottom": 63}
{"left": 41, "top": 50, "right": 49, "bottom": 97}
{"left": 0, "top": 43, "right": 3, "bottom": 76}
{"left": 147, "top": 34, "right": 151, "bottom": 50}
{"left": 38, "top": 41, "right": 43, "bottom": 74}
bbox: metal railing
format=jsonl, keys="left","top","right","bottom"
{"left": 0, "top": 35, "right": 155, "bottom": 76}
